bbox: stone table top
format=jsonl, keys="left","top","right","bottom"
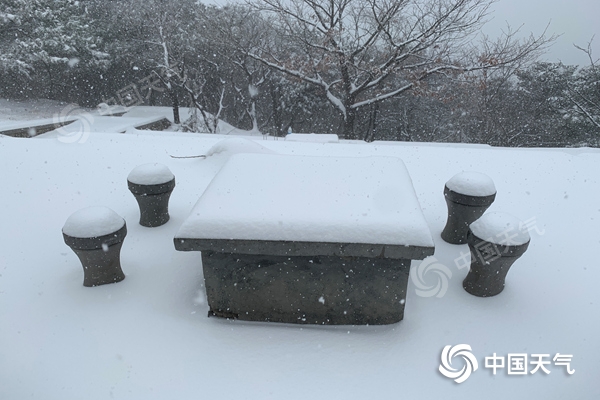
{"left": 175, "top": 153, "right": 434, "bottom": 260}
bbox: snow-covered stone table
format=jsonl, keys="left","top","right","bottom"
{"left": 174, "top": 153, "right": 434, "bottom": 325}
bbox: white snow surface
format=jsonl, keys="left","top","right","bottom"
{"left": 62, "top": 206, "right": 125, "bottom": 238}
{"left": 204, "top": 137, "right": 275, "bottom": 157}
{"left": 285, "top": 133, "right": 340, "bottom": 143}
{"left": 446, "top": 171, "right": 496, "bottom": 196}
{"left": 127, "top": 163, "right": 174, "bottom": 185}
{"left": 0, "top": 102, "right": 264, "bottom": 139}
{"left": 0, "top": 98, "right": 79, "bottom": 122}
{"left": 176, "top": 154, "right": 434, "bottom": 247}
{"left": 0, "top": 105, "right": 598, "bottom": 400}
{"left": 122, "top": 106, "right": 262, "bottom": 136}
{"left": 470, "top": 212, "right": 531, "bottom": 245}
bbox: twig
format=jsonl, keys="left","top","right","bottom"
{"left": 169, "top": 154, "right": 207, "bottom": 159}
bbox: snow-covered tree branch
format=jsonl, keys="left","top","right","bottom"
{"left": 246, "top": 0, "right": 553, "bottom": 138}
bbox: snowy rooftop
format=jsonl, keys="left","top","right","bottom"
{"left": 0, "top": 113, "right": 598, "bottom": 398}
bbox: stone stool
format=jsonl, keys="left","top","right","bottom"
{"left": 463, "top": 212, "right": 531, "bottom": 297}
{"left": 441, "top": 171, "right": 496, "bottom": 244}
{"left": 62, "top": 206, "right": 127, "bottom": 287}
{"left": 127, "top": 163, "right": 175, "bottom": 227}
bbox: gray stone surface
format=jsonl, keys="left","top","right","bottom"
{"left": 134, "top": 117, "right": 171, "bottom": 131}
{"left": 441, "top": 186, "right": 496, "bottom": 244}
{"left": 0, "top": 120, "right": 74, "bottom": 138}
{"left": 175, "top": 238, "right": 434, "bottom": 260}
{"left": 201, "top": 251, "right": 411, "bottom": 325}
{"left": 462, "top": 231, "right": 530, "bottom": 297}
{"left": 63, "top": 224, "right": 127, "bottom": 287}
{"left": 128, "top": 178, "right": 175, "bottom": 227}
{"left": 176, "top": 232, "right": 434, "bottom": 325}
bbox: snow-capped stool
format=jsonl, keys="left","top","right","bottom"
{"left": 127, "top": 163, "right": 175, "bottom": 227}
{"left": 463, "top": 212, "right": 531, "bottom": 297}
{"left": 62, "top": 206, "right": 127, "bottom": 287}
{"left": 174, "top": 154, "right": 435, "bottom": 325}
{"left": 441, "top": 171, "right": 496, "bottom": 244}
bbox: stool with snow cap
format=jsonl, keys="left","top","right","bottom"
{"left": 127, "top": 163, "right": 175, "bottom": 227}
{"left": 463, "top": 212, "right": 531, "bottom": 297}
{"left": 62, "top": 206, "right": 127, "bottom": 287}
{"left": 441, "top": 171, "right": 496, "bottom": 244}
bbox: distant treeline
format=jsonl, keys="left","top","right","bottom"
{"left": 1, "top": 0, "right": 598, "bottom": 146}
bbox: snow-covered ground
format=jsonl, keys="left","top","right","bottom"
{"left": 0, "top": 99, "right": 77, "bottom": 122}
{"left": 0, "top": 100, "right": 259, "bottom": 137}
{"left": 0, "top": 105, "right": 598, "bottom": 399}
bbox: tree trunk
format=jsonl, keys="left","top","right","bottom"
{"left": 270, "top": 87, "right": 283, "bottom": 136}
{"left": 44, "top": 62, "right": 55, "bottom": 100}
{"left": 339, "top": 56, "right": 354, "bottom": 139}
{"left": 364, "top": 102, "right": 379, "bottom": 142}
{"left": 169, "top": 89, "right": 180, "bottom": 124}
{"left": 342, "top": 107, "right": 356, "bottom": 140}
{"left": 249, "top": 99, "right": 259, "bottom": 132}
{"left": 149, "top": 89, "right": 155, "bottom": 106}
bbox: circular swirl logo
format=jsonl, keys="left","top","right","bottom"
{"left": 410, "top": 256, "right": 452, "bottom": 298}
{"left": 439, "top": 344, "right": 479, "bottom": 383}
{"left": 53, "top": 104, "right": 93, "bottom": 144}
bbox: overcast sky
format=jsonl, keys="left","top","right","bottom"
{"left": 205, "top": 0, "right": 599, "bottom": 66}
{"left": 485, "top": 0, "right": 599, "bottom": 65}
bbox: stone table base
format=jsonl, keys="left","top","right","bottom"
{"left": 201, "top": 251, "right": 410, "bottom": 325}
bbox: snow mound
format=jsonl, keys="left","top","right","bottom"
{"left": 127, "top": 163, "right": 174, "bottom": 185}
{"left": 62, "top": 206, "right": 125, "bottom": 238}
{"left": 97, "top": 102, "right": 129, "bottom": 116}
{"left": 205, "top": 137, "right": 275, "bottom": 157}
{"left": 470, "top": 212, "right": 530, "bottom": 245}
{"left": 446, "top": 171, "right": 496, "bottom": 196}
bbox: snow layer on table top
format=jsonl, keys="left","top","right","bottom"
{"left": 127, "top": 163, "right": 174, "bottom": 185}
{"left": 62, "top": 206, "right": 125, "bottom": 238}
{"left": 446, "top": 171, "right": 496, "bottom": 196}
{"left": 470, "top": 212, "right": 530, "bottom": 245}
{"left": 285, "top": 133, "right": 339, "bottom": 143}
{"left": 176, "top": 153, "right": 434, "bottom": 247}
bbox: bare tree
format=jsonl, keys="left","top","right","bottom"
{"left": 245, "top": 0, "right": 553, "bottom": 138}
{"left": 204, "top": 6, "right": 272, "bottom": 133}
{"left": 120, "top": 0, "right": 209, "bottom": 124}
{"left": 179, "top": 65, "right": 227, "bottom": 133}
{"left": 567, "top": 38, "right": 600, "bottom": 130}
